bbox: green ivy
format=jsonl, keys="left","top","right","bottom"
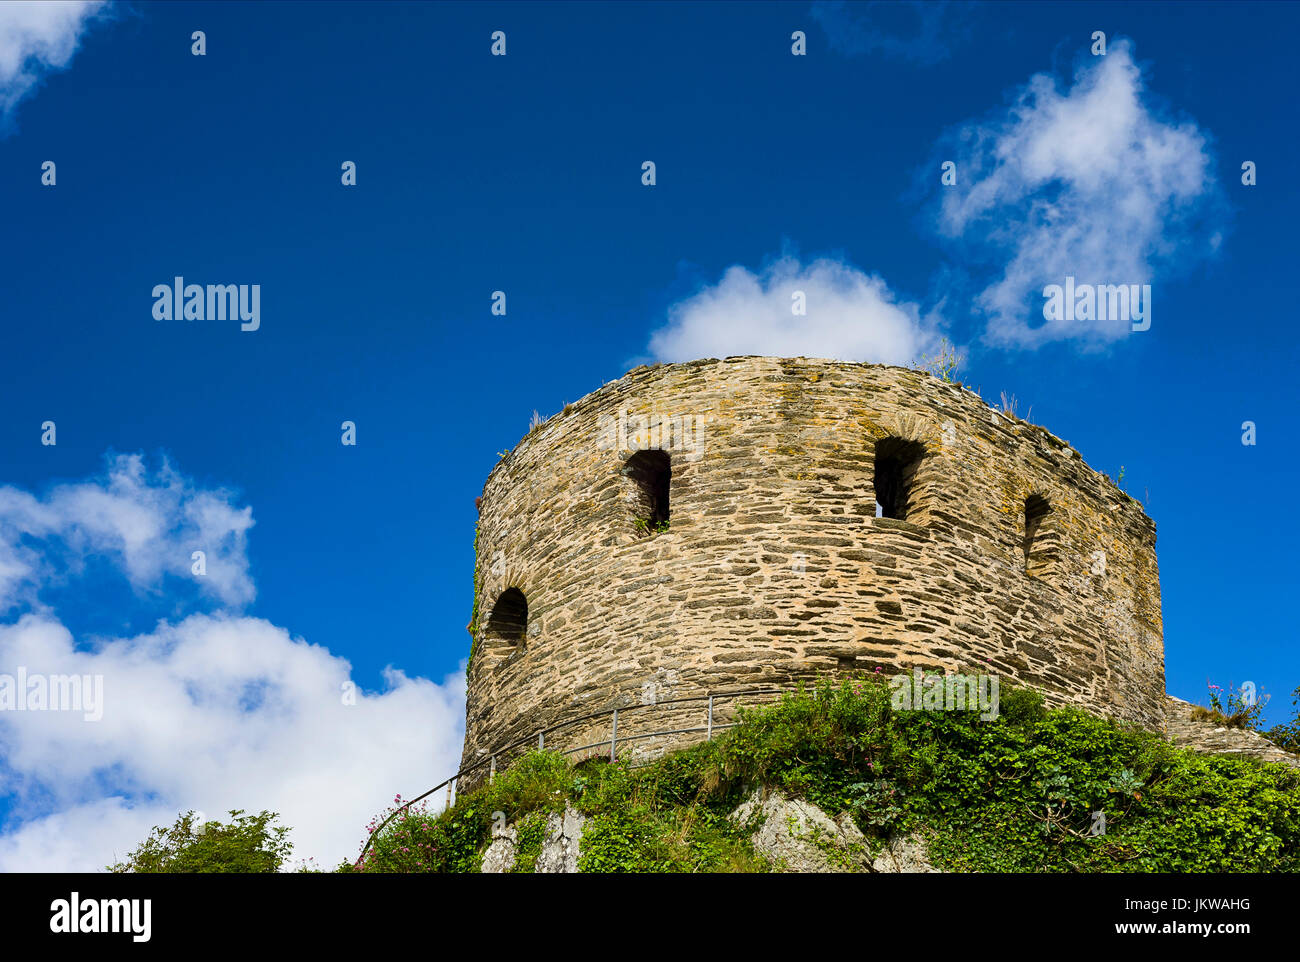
{"left": 351, "top": 678, "right": 1300, "bottom": 873}
{"left": 466, "top": 522, "right": 481, "bottom": 666}
{"left": 510, "top": 811, "right": 548, "bottom": 873}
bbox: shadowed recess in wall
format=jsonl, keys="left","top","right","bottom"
{"left": 486, "top": 588, "right": 528, "bottom": 645}
{"left": 873, "top": 437, "right": 925, "bottom": 520}
{"left": 1023, "top": 494, "right": 1057, "bottom": 578}
{"left": 625, "top": 449, "right": 671, "bottom": 533}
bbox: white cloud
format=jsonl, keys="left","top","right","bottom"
{"left": 936, "top": 41, "right": 1220, "bottom": 346}
{"left": 0, "top": 458, "right": 467, "bottom": 872}
{"left": 0, "top": 613, "right": 466, "bottom": 871}
{"left": 0, "top": 453, "right": 255, "bottom": 611}
{"left": 0, "top": 1, "right": 108, "bottom": 121}
{"left": 647, "top": 255, "right": 944, "bottom": 366}
{"left": 0, "top": 798, "right": 177, "bottom": 874}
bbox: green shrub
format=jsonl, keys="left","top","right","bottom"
{"left": 108, "top": 809, "right": 292, "bottom": 873}
{"left": 1267, "top": 686, "right": 1300, "bottom": 752}
{"left": 351, "top": 677, "right": 1300, "bottom": 873}
{"left": 510, "top": 811, "right": 549, "bottom": 873}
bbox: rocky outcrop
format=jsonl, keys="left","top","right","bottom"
{"left": 534, "top": 805, "right": 585, "bottom": 874}
{"left": 730, "top": 788, "right": 938, "bottom": 873}
{"left": 479, "top": 805, "right": 587, "bottom": 873}
{"left": 871, "top": 833, "right": 937, "bottom": 873}
{"left": 480, "top": 823, "right": 517, "bottom": 873}
{"left": 1164, "top": 695, "right": 1299, "bottom": 769}
{"left": 731, "top": 788, "right": 872, "bottom": 873}
{"left": 481, "top": 791, "right": 939, "bottom": 873}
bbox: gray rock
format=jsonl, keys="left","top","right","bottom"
{"left": 535, "top": 804, "right": 585, "bottom": 873}
{"left": 480, "top": 823, "right": 517, "bottom": 874}
{"left": 731, "top": 788, "right": 870, "bottom": 873}
{"left": 871, "top": 833, "right": 936, "bottom": 873}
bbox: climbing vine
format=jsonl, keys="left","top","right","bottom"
{"left": 466, "top": 521, "right": 482, "bottom": 665}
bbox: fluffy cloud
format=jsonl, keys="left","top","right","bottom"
{"left": 648, "top": 45, "right": 1219, "bottom": 363}
{"left": 647, "top": 255, "right": 944, "bottom": 366}
{"left": 0, "top": 458, "right": 466, "bottom": 871}
{"left": 0, "top": 0, "right": 108, "bottom": 122}
{"left": 0, "top": 453, "right": 255, "bottom": 612}
{"left": 935, "top": 41, "right": 1220, "bottom": 346}
{"left": 0, "top": 614, "right": 466, "bottom": 871}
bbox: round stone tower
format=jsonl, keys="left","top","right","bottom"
{"left": 459, "top": 357, "right": 1164, "bottom": 779}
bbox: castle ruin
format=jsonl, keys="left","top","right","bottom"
{"left": 459, "top": 357, "right": 1165, "bottom": 781}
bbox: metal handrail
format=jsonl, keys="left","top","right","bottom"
{"left": 355, "top": 685, "right": 792, "bottom": 865}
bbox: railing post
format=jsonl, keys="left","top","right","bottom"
{"left": 538, "top": 731, "right": 544, "bottom": 751}
{"left": 707, "top": 695, "right": 714, "bottom": 739}
{"left": 610, "top": 708, "right": 618, "bottom": 762}
{"left": 446, "top": 777, "right": 455, "bottom": 810}
{"left": 489, "top": 755, "right": 496, "bottom": 783}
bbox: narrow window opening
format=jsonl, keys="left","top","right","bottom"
{"left": 625, "top": 449, "right": 671, "bottom": 535}
{"left": 873, "top": 438, "right": 925, "bottom": 521}
{"left": 485, "top": 588, "right": 527, "bottom": 645}
{"left": 1023, "top": 495, "right": 1051, "bottom": 576}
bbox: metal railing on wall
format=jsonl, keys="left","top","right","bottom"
{"left": 356, "top": 686, "right": 791, "bottom": 864}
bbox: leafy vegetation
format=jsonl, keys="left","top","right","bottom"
{"left": 108, "top": 810, "right": 293, "bottom": 873}
{"left": 466, "top": 521, "right": 482, "bottom": 665}
{"left": 353, "top": 678, "right": 1300, "bottom": 873}
{"left": 1268, "top": 686, "right": 1300, "bottom": 753}
{"left": 345, "top": 793, "right": 482, "bottom": 874}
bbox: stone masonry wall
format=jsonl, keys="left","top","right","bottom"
{"left": 1164, "top": 696, "right": 1299, "bottom": 768}
{"left": 458, "top": 357, "right": 1164, "bottom": 782}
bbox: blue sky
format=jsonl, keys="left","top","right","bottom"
{"left": 0, "top": 0, "right": 1296, "bottom": 869}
